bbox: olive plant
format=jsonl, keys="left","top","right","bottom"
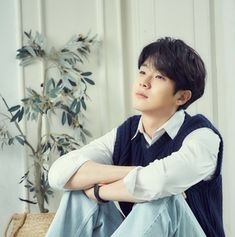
{"left": 0, "top": 31, "right": 96, "bottom": 212}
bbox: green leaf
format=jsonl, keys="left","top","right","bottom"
{"left": 27, "top": 112, "right": 31, "bottom": 120}
{"left": 75, "top": 102, "right": 80, "bottom": 114}
{"left": 8, "top": 138, "right": 14, "bottom": 145}
{"left": 24, "top": 31, "right": 32, "bottom": 39}
{"left": 68, "top": 79, "right": 77, "bottom": 87}
{"left": 21, "top": 98, "right": 29, "bottom": 102}
{"left": 24, "top": 184, "right": 32, "bottom": 188}
{"left": 80, "top": 132, "right": 86, "bottom": 144}
{"left": 25, "top": 46, "right": 37, "bottom": 57}
{"left": 83, "top": 77, "right": 95, "bottom": 85}
{"left": 67, "top": 113, "right": 72, "bottom": 126}
{"left": 81, "top": 98, "right": 86, "bottom": 110}
{"left": 25, "top": 107, "right": 29, "bottom": 115}
{"left": 73, "top": 67, "right": 80, "bottom": 72}
{"left": 15, "top": 136, "right": 25, "bottom": 145}
{"left": 10, "top": 109, "right": 21, "bottom": 122}
{"left": 8, "top": 105, "right": 20, "bottom": 112}
{"left": 57, "top": 79, "right": 63, "bottom": 87}
{"left": 18, "top": 107, "right": 24, "bottom": 122}
{"left": 20, "top": 171, "right": 29, "bottom": 180}
{"left": 49, "top": 87, "right": 60, "bottom": 98}
{"left": 62, "top": 111, "right": 66, "bottom": 125}
{"left": 82, "top": 128, "right": 92, "bottom": 137}
{"left": 54, "top": 101, "right": 61, "bottom": 107}
{"left": 31, "top": 89, "right": 39, "bottom": 96}
{"left": 45, "top": 79, "right": 54, "bottom": 95}
{"left": 51, "top": 78, "right": 55, "bottom": 88}
{"left": 42, "top": 143, "right": 51, "bottom": 153}
{"left": 19, "top": 198, "right": 37, "bottom": 205}
{"left": 60, "top": 59, "right": 72, "bottom": 68}
{"left": 46, "top": 190, "right": 53, "bottom": 195}
{"left": 27, "top": 179, "right": 34, "bottom": 185}
{"left": 61, "top": 104, "right": 70, "bottom": 112}
{"left": 81, "top": 72, "right": 92, "bottom": 76}
{"left": 70, "top": 99, "right": 77, "bottom": 111}
{"left": 44, "top": 194, "right": 49, "bottom": 204}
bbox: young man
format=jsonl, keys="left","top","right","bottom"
{"left": 46, "top": 37, "right": 225, "bottom": 237}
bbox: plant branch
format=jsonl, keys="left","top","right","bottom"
{"left": 5, "top": 31, "right": 97, "bottom": 213}
{"left": 0, "top": 95, "right": 36, "bottom": 155}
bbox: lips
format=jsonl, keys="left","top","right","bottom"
{"left": 135, "top": 92, "right": 148, "bottom": 98}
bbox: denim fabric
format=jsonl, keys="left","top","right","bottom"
{"left": 46, "top": 191, "right": 206, "bottom": 237}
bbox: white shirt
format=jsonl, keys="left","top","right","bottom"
{"left": 48, "top": 110, "right": 220, "bottom": 201}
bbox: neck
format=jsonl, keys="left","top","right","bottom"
{"left": 141, "top": 110, "right": 176, "bottom": 138}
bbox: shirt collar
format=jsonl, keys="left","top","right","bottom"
{"left": 131, "top": 110, "right": 185, "bottom": 143}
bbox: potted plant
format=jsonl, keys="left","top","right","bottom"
{"left": 0, "top": 30, "right": 97, "bottom": 214}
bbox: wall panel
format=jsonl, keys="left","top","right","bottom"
{"left": 121, "top": 0, "right": 213, "bottom": 120}
{"left": 0, "top": 1, "right": 25, "bottom": 235}
{"left": 1, "top": 0, "right": 232, "bottom": 235}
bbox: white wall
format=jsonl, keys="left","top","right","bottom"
{"left": 122, "top": 0, "right": 215, "bottom": 121}
{"left": 213, "top": 0, "right": 235, "bottom": 236}
{"left": 0, "top": 0, "right": 25, "bottom": 233}
{"left": 0, "top": 0, "right": 234, "bottom": 236}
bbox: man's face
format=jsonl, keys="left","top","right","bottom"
{"left": 132, "top": 59, "right": 181, "bottom": 117}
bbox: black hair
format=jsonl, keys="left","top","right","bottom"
{"left": 138, "top": 37, "right": 206, "bottom": 110}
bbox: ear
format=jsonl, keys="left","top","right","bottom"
{"left": 176, "top": 90, "right": 192, "bottom": 106}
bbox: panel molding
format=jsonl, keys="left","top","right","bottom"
{"left": 95, "top": 0, "right": 110, "bottom": 133}
{"left": 15, "top": 0, "right": 29, "bottom": 212}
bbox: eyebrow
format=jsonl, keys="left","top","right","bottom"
{"left": 140, "top": 64, "right": 166, "bottom": 77}
{"left": 140, "top": 63, "right": 149, "bottom": 68}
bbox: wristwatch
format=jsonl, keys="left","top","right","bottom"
{"left": 94, "top": 184, "right": 109, "bottom": 203}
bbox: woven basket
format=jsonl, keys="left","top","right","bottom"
{"left": 4, "top": 212, "right": 55, "bottom": 237}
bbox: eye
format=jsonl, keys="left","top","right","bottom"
{"left": 139, "top": 70, "right": 146, "bottom": 75}
{"left": 155, "top": 75, "right": 165, "bottom": 80}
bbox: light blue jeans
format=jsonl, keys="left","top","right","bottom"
{"left": 46, "top": 191, "right": 206, "bottom": 237}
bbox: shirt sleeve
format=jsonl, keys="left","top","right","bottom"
{"left": 123, "top": 127, "right": 221, "bottom": 201}
{"left": 48, "top": 128, "right": 117, "bottom": 190}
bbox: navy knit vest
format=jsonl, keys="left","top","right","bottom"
{"left": 113, "top": 112, "right": 225, "bottom": 237}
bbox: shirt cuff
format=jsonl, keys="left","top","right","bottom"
{"left": 123, "top": 166, "right": 149, "bottom": 201}
{"left": 48, "top": 151, "right": 90, "bottom": 190}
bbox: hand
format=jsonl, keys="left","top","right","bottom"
{"left": 84, "top": 187, "right": 98, "bottom": 202}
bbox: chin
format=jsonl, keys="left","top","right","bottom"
{"left": 133, "top": 104, "right": 146, "bottom": 113}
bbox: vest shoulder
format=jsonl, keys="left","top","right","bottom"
{"left": 118, "top": 115, "right": 141, "bottom": 128}
{"left": 185, "top": 113, "right": 216, "bottom": 130}
{"left": 187, "top": 113, "right": 211, "bottom": 123}
{"left": 183, "top": 112, "right": 223, "bottom": 142}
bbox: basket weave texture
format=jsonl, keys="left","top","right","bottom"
{"left": 4, "top": 212, "right": 55, "bottom": 237}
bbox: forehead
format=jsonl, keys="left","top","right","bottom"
{"left": 140, "top": 58, "right": 159, "bottom": 72}
{"left": 140, "top": 58, "right": 172, "bottom": 81}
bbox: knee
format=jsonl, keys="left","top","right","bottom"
{"left": 148, "top": 194, "right": 185, "bottom": 208}
{"left": 61, "top": 190, "right": 98, "bottom": 209}
{"left": 133, "top": 195, "right": 186, "bottom": 217}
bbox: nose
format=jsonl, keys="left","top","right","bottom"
{"left": 139, "top": 76, "right": 151, "bottom": 88}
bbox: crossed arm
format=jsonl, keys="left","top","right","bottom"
{"left": 49, "top": 127, "right": 219, "bottom": 204}
{"left": 64, "top": 160, "right": 142, "bottom": 203}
